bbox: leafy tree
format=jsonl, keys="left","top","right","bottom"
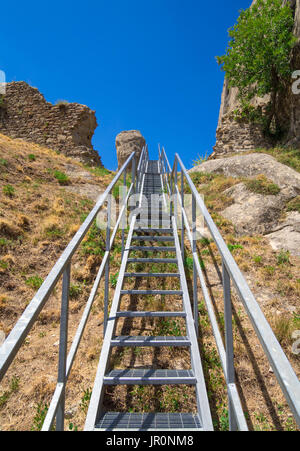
{"left": 217, "top": 0, "right": 296, "bottom": 136}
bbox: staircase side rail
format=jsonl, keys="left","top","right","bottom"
{"left": 0, "top": 151, "right": 138, "bottom": 430}
{"left": 42, "top": 171, "right": 137, "bottom": 431}
{"left": 170, "top": 161, "right": 248, "bottom": 431}
{"left": 171, "top": 153, "right": 300, "bottom": 429}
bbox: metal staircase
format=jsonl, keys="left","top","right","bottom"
{"left": 84, "top": 160, "right": 213, "bottom": 431}
{"left": 1, "top": 145, "right": 300, "bottom": 432}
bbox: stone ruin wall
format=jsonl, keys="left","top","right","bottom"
{"left": 0, "top": 81, "right": 102, "bottom": 166}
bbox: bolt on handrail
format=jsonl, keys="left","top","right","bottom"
{"left": 160, "top": 151, "right": 300, "bottom": 430}
{"left": 0, "top": 148, "right": 148, "bottom": 431}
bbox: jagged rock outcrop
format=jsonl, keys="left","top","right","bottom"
{"left": 116, "top": 130, "right": 146, "bottom": 169}
{"left": 214, "top": 0, "right": 300, "bottom": 157}
{"left": 0, "top": 81, "right": 103, "bottom": 166}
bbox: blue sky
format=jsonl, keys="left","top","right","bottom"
{"left": 0, "top": 0, "right": 251, "bottom": 170}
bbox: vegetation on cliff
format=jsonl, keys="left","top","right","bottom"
{"left": 217, "top": 0, "right": 296, "bottom": 137}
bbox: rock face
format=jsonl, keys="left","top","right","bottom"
{"left": 221, "top": 183, "right": 289, "bottom": 236}
{"left": 116, "top": 130, "right": 146, "bottom": 169}
{"left": 214, "top": 0, "right": 300, "bottom": 157}
{"left": 266, "top": 211, "right": 300, "bottom": 255}
{"left": 0, "top": 82, "right": 103, "bottom": 166}
{"left": 190, "top": 153, "right": 300, "bottom": 256}
{"left": 191, "top": 153, "right": 300, "bottom": 198}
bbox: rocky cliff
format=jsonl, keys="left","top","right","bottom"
{"left": 0, "top": 82, "right": 103, "bottom": 166}
{"left": 214, "top": 0, "right": 300, "bottom": 157}
{"left": 116, "top": 130, "right": 146, "bottom": 169}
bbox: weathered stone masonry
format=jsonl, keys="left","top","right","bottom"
{"left": 0, "top": 81, "right": 102, "bottom": 166}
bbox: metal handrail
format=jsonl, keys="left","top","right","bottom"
{"left": 161, "top": 151, "right": 300, "bottom": 430}
{"left": 0, "top": 149, "right": 148, "bottom": 431}
{"left": 1, "top": 143, "right": 299, "bottom": 431}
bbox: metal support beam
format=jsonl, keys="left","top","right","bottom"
{"left": 223, "top": 260, "right": 238, "bottom": 431}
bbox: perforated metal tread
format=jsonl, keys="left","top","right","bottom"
{"left": 111, "top": 336, "right": 191, "bottom": 347}
{"left": 115, "top": 311, "right": 186, "bottom": 318}
{"left": 133, "top": 228, "right": 173, "bottom": 233}
{"left": 83, "top": 155, "right": 214, "bottom": 431}
{"left": 130, "top": 246, "right": 176, "bottom": 252}
{"left": 127, "top": 258, "right": 178, "bottom": 264}
{"left": 120, "top": 290, "right": 183, "bottom": 296}
{"left": 124, "top": 272, "right": 180, "bottom": 278}
{"left": 104, "top": 369, "right": 196, "bottom": 385}
{"left": 95, "top": 412, "right": 202, "bottom": 431}
{"left": 132, "top": 236, "right": 175, "bottom": 241}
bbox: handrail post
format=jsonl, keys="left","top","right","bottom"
{"left": 170, "top": 160, "right": 174, "bottom": 217}
{"left": 174, "top": 159, "right": 178, "bottom": 227}
{"left": 56, "top": 262, "right": 71, "bottom": 431}
{"left": 130, "top": 155, "right": 137, "bottom": 217}
{"left": 104, "top": 195, "right": 112, "bottom": 336}
{"left": 132, "top": 154, "right": 137, "bottom": 195}
{"left": 121, "top": 169, "right": 127, "bottom": 258}
{"left": 192, "top": 194, "right": 198, "bottom": 338}
{"left": 181, "top": 169, "right": 185, "bottom": 259}
{"left": 222, "top": 260, "right": 238, "bottom": 431}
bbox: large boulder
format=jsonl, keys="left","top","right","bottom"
{"left": 221, "top": 183, "right": 288, "bottom": 236}
{"left": 116, "top": 130, "right": 146, "bottom": 170}
{"left": 189, "top": 153, "right": 300, "bottom": 256}
{"left": 190, "top": 153, "right": 300, "bottom": 198}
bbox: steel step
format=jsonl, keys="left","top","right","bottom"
{"left": 132, "top": 236, "right": 174, "bottom": 242}
{"left": 115, "top": 311, "right": 186, "bottom": 318}
{"left": 136, "top": 221, "right": 171, "bottom": 227}
{"left": 120, "top": 290, "right": 183, "bottom": 296}
{"left": 83, "top": 156, "right": 215, "bottom": 432}
{"left": 127, "top": 258, "right": 177, "bottom": 264}
{"left": 133, "top": 228, "right": 173, "bottom": 234}
{"left": 130, "top": 246, "right": 176, "bottom": 252}
{"left": 137, "top": 223, "right": 170, "bottom": 227}
{"left": 111, "top": 336, "right": 191, "bottom": 347}
{"left": 94, "top": 412, "right": 202, "bottom": 431}
{"left": 124, "top": 272, "right": 180, "bottom": 278}
{"left": 136, "top": 212, "right": 168, "bottom": 216}
{"left": 138, "top": 214, "right": 169, "bottom": 218}
{"left": 103, "top": 369, "right": 196, "bottom": 385}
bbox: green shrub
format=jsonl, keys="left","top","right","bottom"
{"left": 31, "top": 402, "right": 49, "bottom": 431}
{"left": 81, "top": 223, "right": 105, "bottom": 256}
{"left": 185, "top": 257, "right": 194, "bottom": 271}
{"left": 69, "top": 284, "right": 82, "bottom": 298}
{"left": 54, "top": 170, "right": 69, "bottom": 186}
{"left": 3, "top": 184, "right": 15, "bottom": 197}
{"left": 245, "top": 175, "right": 280, "bottom": 196}
{"left": 253, "top": 255, "right": 262, "bottom": 264}
{"left": 28, "top": 154, "right": 36, "bottom": 162}
{"left": 286, "top": 196, "right": 300, "bottom": 213}
{"left": 192, "top": 152, "right": 209, "bottom": 167}
{"left": 228, "top": 243, "right": 243, "bottom": 252}
{"left": 25, "top": 275, "right": 44, "bottom": 289}
{"left": 110, "top": 272, "right": 119, "bottom": 288}
{"left": 277, "top": 250, "right": 290, "bottom": 266}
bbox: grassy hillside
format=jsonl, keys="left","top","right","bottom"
{"left": 0, "top": 136, "right": 299, "bottom": 431}
{"left": 0, "top": 134, "right": 117, "bottom": 430}
{"left": 188, "top": 149, "right": 300, "bottom": 431}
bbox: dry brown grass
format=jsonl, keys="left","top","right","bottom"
{"left": 0, "top": 133, "right": 115, "bottom": 431}
{"left": 0, "top": 134, "right": 299, "bottom": 431}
